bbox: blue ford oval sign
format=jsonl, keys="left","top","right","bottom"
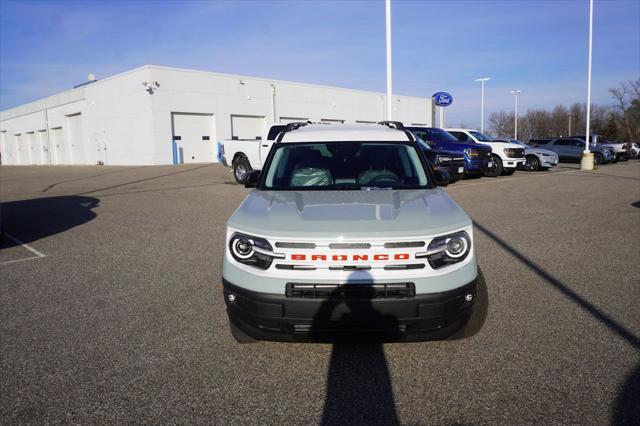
{"left": 433, "top": 92, "right": 453, "bottom": 107}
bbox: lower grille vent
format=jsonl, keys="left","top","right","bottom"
{"left": 286, "top": 282, "right": 415, "bottom": 299}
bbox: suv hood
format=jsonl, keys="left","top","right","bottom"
{"left": 227, "top": 189, "right": 472, "bottom": 239}
{"left": 527, "top": 147, "right": 557, "bottom": 156}
{"left": 480, "top": 141, "right": 522, "bottom": 150}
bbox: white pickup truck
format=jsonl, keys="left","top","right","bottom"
{"left": 445, "top": 128, "right": 526, "bottom": 175}
{"left": 222, "top": 123, "right": 293, "bottom": 183}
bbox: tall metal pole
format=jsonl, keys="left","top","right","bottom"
{"left": 580, "top": 0, "right": 594, "bottom": 170}
{"left": 475, "top": 77, "right": 491, "bottom": 132}
{"left": 584, "top": 0, "right": 593, "bottom": 154}
{"left": 510, "top": 90, "right": 521, "bottom": 140}
{"left": 385, "top": 0, "right": 393, "bottom": 120}
{"left": 480, "top": 82, "right": 484, "bottom": 132}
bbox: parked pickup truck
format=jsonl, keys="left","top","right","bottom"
{"left": 493, "top": 139, "right": 558, "bottom": 171}
{"left": 445, "top": 128, "right": 526, "bottom": 176}
{"left": 221, "top": 121, "right": 487, "bottom": 343}
{"left": 221, "top": 124, "right": 290, "bottom": 183}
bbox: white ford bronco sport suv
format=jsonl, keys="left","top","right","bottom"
{"left": 445, "top": 128, "right": 526, "bottom": 175}
{"left": 222, "top": 122, "right": 487, "bottom": 342}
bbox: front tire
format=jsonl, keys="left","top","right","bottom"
{"left": 492, "top": 155, "right": 503, "bottom": 176}
{"left": 525, "top": 155, "right": 540, "bottom": 171}
{"left": 448, "top": 269, "right": 488, "bottom": 340}
{"left": 594, "top": 152, "right": 604, "bottom": 165}
{"left": 233, "top": 157, "right": 252, "bottom": 184}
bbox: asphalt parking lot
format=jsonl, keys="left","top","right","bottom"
{"left": 1, "top": 161, "right": 639, "bottom": 424}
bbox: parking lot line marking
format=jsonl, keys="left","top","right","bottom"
{"left": 3, "top": 233, "right": 47, "bottom": 258}
{"left": 448, "top": 169, "right": 579, "bottom": 190}
{"left": 0, "top": 255, "right": 45, "bottom": 266}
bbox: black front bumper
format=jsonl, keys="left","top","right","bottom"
{"left": 222, "top": 278, "right": 478, "bottom": 342}
{"left": 438, "top": 162, "right": 465, "bottom": 181}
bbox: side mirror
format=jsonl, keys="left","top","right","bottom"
{"left": 433, "top": 169, "right": 450, "bottom": 187}
{"left": 244, "top": 170, "right": 260, "bottom": 188}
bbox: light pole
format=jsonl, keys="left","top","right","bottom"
{"left": 510, "top": 90, "right": 521, "bottom": 140}
{"left": 475, "top": 77, "right": 491, "bottom": 132}
{"left": 581, "top": 0, "right": 595, "bottom": 170}
{"left": 385, "top": 0, "right": 393, "bottom": 120}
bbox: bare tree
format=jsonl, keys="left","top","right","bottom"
{"left": 488, "top": 111, "right": 514, "bottom": 138}
{"left": 609, "top": 78, "right": 640, "bottom": 141}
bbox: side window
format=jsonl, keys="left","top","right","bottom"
{"left": 554, "top": 139, "right": 568, "bottom": 146}
{"left": 414, "top": 131, "right": 428, "bottom": 140}
{"left": 267, "top": 125, "right": 287, "bottom": 141}
{"left": 449, "top": 131, "right": 467, "bottom": 141}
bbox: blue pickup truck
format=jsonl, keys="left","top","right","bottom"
{"left": 406, "top": 127, "right": 494, "bottom": 177}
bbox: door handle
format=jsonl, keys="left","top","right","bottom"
{"left": 262, "top": 144, "right": 269, "bottom": 147}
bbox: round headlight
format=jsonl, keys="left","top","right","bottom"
{"left": 233, "top": 238, "right": 254, "bottom": 259}
{"left": 445, "top": 236, "right": 468, "bottom": 258}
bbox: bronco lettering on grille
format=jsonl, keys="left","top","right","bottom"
{"left": 290, "top": 253, "right": 410, "bottom": 261}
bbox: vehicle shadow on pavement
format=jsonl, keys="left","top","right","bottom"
{"left": 613, "top": 362, "right": 640, "bottom": 425}
{"left": 77, "top": 164, "right": 213, "bottom": 196}
{"left": 472, "top": 220, "right": 640, "bottom": 425}
{"left": 1, "top": 196, "right": 99, "bottom": 248}
{"left": 41, "top": 166, "right": 144, "bottom": 192}
{"left": 312, "top": 273, "right": 400, "bottom": 425}
{"left": 472, "top": 220, "right": 640, "bottom": 350}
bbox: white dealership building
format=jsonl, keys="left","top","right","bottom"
{"left": 0, "top": 65, "right": 433, "bottom": 166}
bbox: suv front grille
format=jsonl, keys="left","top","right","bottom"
{"left": 286, "top": 282, "right": 415, "bottom": 299}
{"left": 272, "top": 238, "right": 434, "bottom": 272}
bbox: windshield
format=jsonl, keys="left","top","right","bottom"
{"left": 470, "top": 131, "right": 495, "bottom": 142}
{"left": 411, "top": 128, "right": 460, "bottom": 143}
{"left": 415, "top": 138, "right": 432, "bottom": 150}
{"left": 262, "top": 142, "right": 430, "bottom": 190}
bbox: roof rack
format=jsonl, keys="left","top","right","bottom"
{"left": 377, "top": 121, "right": 405, "bottom": 130}
{"left": 284, "top": 121, "right": 312, "bottom": 132}
{"left": 275, "top": 121, "right": 312, "bottom": 142}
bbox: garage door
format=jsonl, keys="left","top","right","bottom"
{"left": 171, "top": 113, "right": 216, "bottom": 164}
{"left": 26, "top": 132, "right": 36, "bottom": 164}
{"left": 4, "top": 133, "right": 16, "bottom": 165}
{"left": 51, "top": 127, "right": 69, "bottom": 165}
{"left": 36, "top": 130, "right": 48, "bottom": 165}
{"left": 280, "top": 117, "right": 309, "bottom": 124}
{"left": 68, "top": 113, "right": 85, "bottom": 165}
{"left": 231, "top": 115, "right": 265, "bottom": 140}
{"left": 14, "top": 134, "right": 23, "bottom": 165}
{"left": 0, "top": 131, "right": 7, "bottom": 165}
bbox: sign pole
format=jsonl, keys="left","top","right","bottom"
{"left": 581, "top": 0, "right": 595, "bottom": 170}
{"left": 431, "top": 97, "right": 436, "bottom": 127}
{"left": 432, "top": 92, "right": 453, "bottom": 127}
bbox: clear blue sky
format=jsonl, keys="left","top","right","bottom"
{"left": 1, "top": 0, "right": 638, "bottom": 126}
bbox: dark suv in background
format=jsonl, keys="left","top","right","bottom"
{"left": 406, "top": 127, "right": 494, "bottom": 177}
